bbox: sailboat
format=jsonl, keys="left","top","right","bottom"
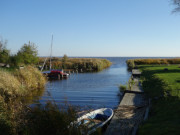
{"left": 41, "top": 35, "right": 69, "bottom": 79}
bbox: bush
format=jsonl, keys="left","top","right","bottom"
{"left": 126, "top": 60, "right": 135, "bottom": 70}
{"left": 17, "top": 42, "right": 39, "bottom": 65}
{"left": 119, "top": 85, "right": 127, "bottom": 92}
{"left": 20, "top": 102, "right": 81, "bottom": 135}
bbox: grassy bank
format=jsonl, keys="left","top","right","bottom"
{"left": 137, "top": 65, "right": 180, "bottom": 135}
{"left": 0, "top": 66, "right": 102, "bottom": 135}
{"left": 0, "top": 66, "right": 47, "bottom": 134}
{"left": 39, "top": 57, "right": 112, "bottom": 72}
{"left": 0, "top": 66, "right": 46, "bottom": 100}
{"left": 126, "top": 58, "right": 180, "bottom": 70}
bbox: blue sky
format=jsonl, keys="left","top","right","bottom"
{"left": 0, "top": 0, "right": 180, "bottom": 57}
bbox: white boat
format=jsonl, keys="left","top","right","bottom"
{"left": 74, "top": 108, "right": 113, "bottom": 135}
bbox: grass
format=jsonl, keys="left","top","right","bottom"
{"left": 0, "top": 66, "right": 103, "bottom": 135}
{"left": 126, "top": 58, "right": 180, "bottom": 70}
{"left": 137, "top": 64, "right": 180, "bottom": 135}
{"left": 119, "top": 84, "right": 126, "bottom": 92}
{"left": 0, "top": 66, "right": 46, "bottom": 101}
{"left": 39, "top": 57, "right": 112, "bottom": 72}
{"left": 0, "top": 66, "right": 47, "bottom": 135}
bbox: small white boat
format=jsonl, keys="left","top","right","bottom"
{"left": 75, "top": 108, "right": 113, "bottom": 135}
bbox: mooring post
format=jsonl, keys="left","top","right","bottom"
{"left": 58, "top": 74, "right": 60, "bottom": 80}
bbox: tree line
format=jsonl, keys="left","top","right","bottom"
{"left": 0, "top": 39, "right": 38, "bottom": 67}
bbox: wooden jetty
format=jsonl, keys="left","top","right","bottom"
{"left": 132, "top": 69, "right": 141, "bottom": 78}
{"left": 105, "top": 69, "right": 149, "bottom": 135}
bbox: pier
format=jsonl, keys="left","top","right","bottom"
{"left": 105, "top": 69, "right": 149, "bottom": 135}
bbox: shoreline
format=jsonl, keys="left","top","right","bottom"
{"left": 105, "top": 69, "right": 149, "bottom": 135}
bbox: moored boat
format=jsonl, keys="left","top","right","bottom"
{"left": 74, "top": 108, "right": 113, "bottom": 135}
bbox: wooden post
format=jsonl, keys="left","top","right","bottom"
{"left": 58, "top": 74, "right": 60, "bottom": 80}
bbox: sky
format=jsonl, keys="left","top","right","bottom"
{"left": 0, "top": 0, "right": 180, "bottom": 57}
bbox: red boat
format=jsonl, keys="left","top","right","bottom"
{"left": 48, "top": 70, "right": 69, "bottom": 79}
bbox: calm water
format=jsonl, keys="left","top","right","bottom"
{"left": 35, "top": 57, "right": 131, "bottom": 109}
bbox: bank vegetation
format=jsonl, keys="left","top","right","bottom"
{"left": 137, "top": 65, "right": 180, "bottom": 135}
{"left": 126, "top": 58, "right": 180, "bottom": 70}
{"left": 39, "top": 56, "right": 112, "bottom": 72}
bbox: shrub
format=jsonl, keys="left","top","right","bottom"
{"left": 20, "top": 102, "right": 81, "bottom": 135}
{"left": 126, "top": 60, "right": 135, "bottom": 70}
{"left": 119, "top": 85, "right": 126, "bottom": 92}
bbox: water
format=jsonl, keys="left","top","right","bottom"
{"left": 35, "top": 57, "right": 131, "bottom": 109}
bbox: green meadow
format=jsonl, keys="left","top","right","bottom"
{"left": 137, "top": 65, "right": 180, "bottom": 135}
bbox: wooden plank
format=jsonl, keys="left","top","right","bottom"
{"left": 105, "top": 75, "right": 148, "bottom": 135}
{"left": 132, "top": 69, "right": 141, "bottom": 75}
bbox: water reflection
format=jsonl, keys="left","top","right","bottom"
{"left": 35, "top": 57, "right": 131, "bottom": 109}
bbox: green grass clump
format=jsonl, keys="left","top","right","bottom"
{"left": 126, "top": 59, "right": 135, "bottom": 70}
{"left": 137, "top": 64, "right": 180, "bottom": 135}
{"left": 119, "top": 85, "right": 126, "bottom": 92}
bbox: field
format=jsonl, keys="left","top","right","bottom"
{"left": 137, "top": 65, "right": 180, "bottom": 135}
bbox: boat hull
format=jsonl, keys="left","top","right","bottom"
{"left": 76, "top": 108, "right": 114, "bottom": 134}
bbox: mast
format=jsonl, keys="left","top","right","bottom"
{"left": 50, "top": 34, "right": 53, "bottom": 71}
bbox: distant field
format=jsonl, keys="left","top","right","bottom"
{"left": 137, "top": 65, "right": 180, "bottom": 135}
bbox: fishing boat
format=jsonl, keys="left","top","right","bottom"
{"left": 74, "top": 108, "right": 113, "bottom": 135}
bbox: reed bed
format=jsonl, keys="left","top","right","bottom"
{"left": 0, "top": 66, "right": 47, "bottom": 135}
{"left": 0, "top": 70, "right": 25, "bottom": 100}
{"left": 0, "top": 66, "right": 46, "bottom": 100}
{"left": 39, "top": 57, "right": 112, "bottom": 71}
{"left": 17, "top": 66, "right": 46, "bottom": 90}
{"left": 127, "top": 58, "right": 180, "bottom": 69}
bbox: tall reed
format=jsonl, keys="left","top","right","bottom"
{"left": 39, "top": 57, "right": 112, "bottom": 71}
{"left": 127, "top": 58, "right": 180, "bottom": 69}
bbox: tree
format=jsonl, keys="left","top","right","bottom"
{"left": 62, "top": 54, "right": 68, "bottom": 63}
{"left": 62, "top": 54, "right": 68, "bottom": 69}
{"left": 0, "top": 38, "right": 10, "bottom": 63}
{"left": 172, "top": 0, "right": 180, "bottom": 12}
{"left": 17, "top": 41, "right": 39, "bottom": 65}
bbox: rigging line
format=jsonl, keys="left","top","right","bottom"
{"left": 50, "top": 34, "right": 53, "bottom": 71}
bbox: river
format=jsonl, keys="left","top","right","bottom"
{"left": 34, "top": 57, "right": 131, "bottom": 109}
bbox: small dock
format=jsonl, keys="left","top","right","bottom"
{"left": 105, "top": 69, "right": 149, "bottom": 135}
{"left": 132, "top": 69, "right": 141, "bottom": 78}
